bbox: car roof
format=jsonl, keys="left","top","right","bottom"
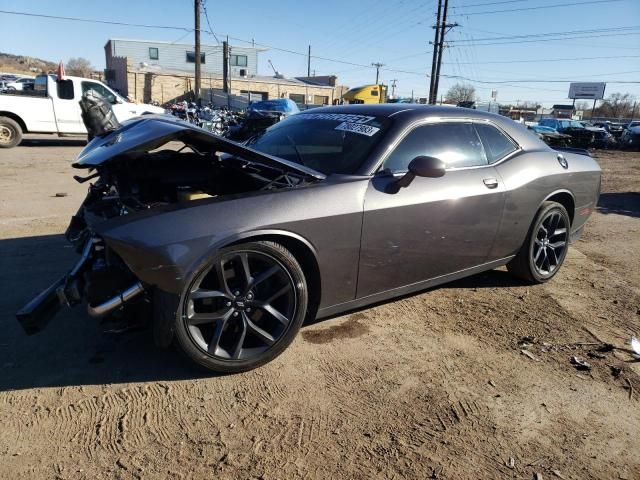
{"left": 298, "top": 103, "right": 524, "bottom": 129}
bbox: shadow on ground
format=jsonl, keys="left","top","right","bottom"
{"left": 0, "top": 234, "right": 210, "bottom": 392}
{"left": 1, "top": 233, "right": 527, "bottom": 391}
{"left": 597, "top": 192, "right": 640, "bottom": 218}
{"left": 19, "top": 138, "right": 87, "bottom": 147}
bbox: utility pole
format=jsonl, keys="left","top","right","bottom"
{"left": 194, "top": 0, "right": 201, "bottom": 104}
{"left": 307, "top": 45, "right": 311, "bottom": 77}
{"left": 371, "top": 62, "right": 384, "bottom": 85}
{"left": 428, "top": 0, "right": 442, "bottom": 104}
{"left": 432, "top": 0, "right": 457, "bottom": 105}
{"left": 223, "top": 40, "right": 230, "bottom": 93}
{"left": 391, "top": 79, "right": 398, "bottom": 99}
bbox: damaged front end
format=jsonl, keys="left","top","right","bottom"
{"left": 16, "top": 115, "right": 323, "bottom": 336}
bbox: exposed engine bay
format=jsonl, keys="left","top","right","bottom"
{"left": 72, "top": 148, "right": 311, "bottom": 224}
{"left": 17, "top": 115, "right": 324, "bottom": 336}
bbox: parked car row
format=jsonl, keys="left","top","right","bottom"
{"left": 532, "top": 118, "right": 639, "bottom": 150}
{"left": 0, "top": 74, "right": 35, "bottom": 92}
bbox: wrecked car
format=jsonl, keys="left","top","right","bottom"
{"left": 226, "top": 98, "right": 299, "bottom": 142}
{"left": 538, "top": 118, "right": 613, "bottom": 149}
{"left": 17, "top": 105, "right": 602, "bottom": 373}
{"left": 528, "top": 125, "right": 572, "bottom": 147}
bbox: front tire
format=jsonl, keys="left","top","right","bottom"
{"left": 0, "top": 116, "right": 22, "bottom": 148}
{"left": 507, "top": 201, "right": 570, "bottom": 283}
{"left": 171, "top": 241, "right": 308, "bottom": 373}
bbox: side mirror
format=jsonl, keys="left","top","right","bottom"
{"left": 396, "top": 155, "right": 446, "bottom": 189}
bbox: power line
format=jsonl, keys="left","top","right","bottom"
{"left": 459, "top": 31, "right": 640, "bottom": 46}
{"left": 451, "top": 0, "right": 528, "bottom": 7}
{"left": 202, "top": 1, "right": 220, "bottom": 44}
{"left": 449, "top": 25, "right": 640, "bottom": 43}
{"left": 0, "top": 9, "right": 193, "bottom": 31}
{"left": 446, "top": 54, "right": 640, "bottom": 65}
{"left": 452, "top": 0, "right": 624, "bottom": 16}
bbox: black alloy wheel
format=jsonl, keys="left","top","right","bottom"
{"left": 507, "top": 201, "right": 571, "bottom": 283}
{"left": 531, "top": 210, "right": 568, "bottom": 277}
{"left": 173, "top": 241, "right": 308, "bottom": 373}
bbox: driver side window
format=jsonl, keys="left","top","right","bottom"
{"left": 383, "top": 122, "right": 487, "bottom": 172}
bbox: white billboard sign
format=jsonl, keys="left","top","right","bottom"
{"left": 568, "top": 82, "right": 606, "bottom": 100}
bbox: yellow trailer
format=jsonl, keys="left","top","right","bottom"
{"left": 342, "top": 84, "right": 387, "bottom": 104}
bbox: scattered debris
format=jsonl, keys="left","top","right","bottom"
{"left": 587, "top": 351, "right": 607, "bottom": 359}
{"left": 596, "top": 343, "right": 615, "bottom": 353}
{"left": 624, "top": 378, "right": 634, "bottom": 401}
{"left": 519, "top": 335, "right": 537, "bottom": 345}
{"left": 535, "top": 472, "right": 544, "bottom": 480}
{"left": 506, "top": 457, "right": 515, "bottom": 469}
{"left": 570, "top": 356, "right": 592, "bottom": 371}
{"left": 54, "top": 192, "right": 68, "bottom": 197}
{"left": 488, "top": 380, "right": 497, "bottom": 388}
{"left": 631, "top": 337, "right": 640, "bottom": 357}
{"left": 521, "top": 349, "right": 539, "bottom": 361}
{"left": 610, "top": 366, "right": 622, "bottom": 378}
{"left": 552, "top": 469, "right": 567, "bottom": 479}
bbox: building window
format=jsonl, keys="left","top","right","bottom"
{"left": 313, "top": 95, "right": 329, "bottom": 105}
{"left": 231, "top": 54, "right": 248, "bottom": 67}
{"left": 370, "top": 90, "right": 379, "bottom": 96}
{"left": 186, "top": 51, "right": 206, "bottom": 64}
{"left": 289, "top": 93, "right": 305, "bottom": 104}
{"left": 149, "top": 47, "right": 159, "bottom": 60}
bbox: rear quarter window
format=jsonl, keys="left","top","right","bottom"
{"left": 475, "top": 123, "right": 517, "bottom": 163}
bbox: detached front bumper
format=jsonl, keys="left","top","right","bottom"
{"left": 15, "top": 237, "right": 146, "bottom": 335}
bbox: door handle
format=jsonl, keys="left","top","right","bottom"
{"left": 483, "top": 178, "right": 499, "bottom": 189}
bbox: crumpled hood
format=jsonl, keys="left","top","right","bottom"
{"left": 73, "top": 115, "right": 325, "bottom": 180}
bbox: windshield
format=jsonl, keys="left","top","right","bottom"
{"left": 560, "top": 120, "right": 585, "bottom": 129}
{"left": 247, "top": 113, "right": 391, "bottom": 175}
{"left": 248, "top": 99, "right": 300, "bottom": 114}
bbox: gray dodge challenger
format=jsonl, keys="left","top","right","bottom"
{"left": 17, "top": 104, "right": 601, "bottom": 372}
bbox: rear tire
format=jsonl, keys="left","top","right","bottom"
{"left": 507, "top": 201, "right": 570, "bottom": 283}
{"left": 0, "top": 116, "right": 22, "bottom": 148}
{"left": 170, "top": 241, "right": 308, "bottom": 373}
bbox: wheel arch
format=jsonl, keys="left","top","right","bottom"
{"left": 543, "top": 190, "right": 575, "bottom": 225}
{"left": 0, "top": 112, "right": 27, "bottom": 133}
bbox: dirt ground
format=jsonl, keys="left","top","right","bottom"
{"left": 1, "top": 136, "right": 639, "bottom": 480}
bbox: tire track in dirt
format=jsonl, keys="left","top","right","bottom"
{"left": 19, "top": 383, "right": 180, "bottom": 460}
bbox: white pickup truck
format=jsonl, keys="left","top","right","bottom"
{"left": 0, "top": 74, "right": 165, "bottom": 148}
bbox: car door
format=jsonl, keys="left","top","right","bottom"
{"left": 357, "top": 120, "right": 513, "bottom": 298}
{"left": 50, "top": 79, "right": 85, "bottom": 133}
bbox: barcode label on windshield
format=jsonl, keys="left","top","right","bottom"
{"left": 335, "top": 122, "right": 380, "bottom": 136}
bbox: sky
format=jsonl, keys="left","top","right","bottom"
{"left": 0, "top": 0, "right": 639, "bottom": 107}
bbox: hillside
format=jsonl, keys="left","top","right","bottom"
{"left": 0, "top": 52, "right": 57, "bottom": 75}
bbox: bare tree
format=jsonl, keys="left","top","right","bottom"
{"left": 595, "top": 92, "right": 636, "bottom": 118}
{"left": 445, "top": 83, "right": 476, "bottom": 104}
{"left": 575, "top": 101, "right": 590, "bottom": 111}
{"left": 66, "top": 57, "right": 94, "bottom": 77}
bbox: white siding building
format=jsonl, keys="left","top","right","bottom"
{"left": 105, "top": 38, "right": 264, "bottom": 77}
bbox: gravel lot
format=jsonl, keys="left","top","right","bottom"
{"left": 1, "top": 136, "right": 639, "bottom": 479}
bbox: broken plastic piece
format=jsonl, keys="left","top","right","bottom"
{"left": 570, "top": 356, "right": 592, "bottom": 371}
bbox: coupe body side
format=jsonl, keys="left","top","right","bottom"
{"left": 16, "top": 105, "right": 601, "bottom": 372}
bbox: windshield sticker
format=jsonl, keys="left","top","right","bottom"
{"left": 335, "top": 121, "right": 380, "bottom": 137}
{"left": 302, "top": 113, "right": 375, "bottom": 124}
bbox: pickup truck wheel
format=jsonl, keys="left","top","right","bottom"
{"left": 0, "top": 116, "right": 22, "bottom": 148}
